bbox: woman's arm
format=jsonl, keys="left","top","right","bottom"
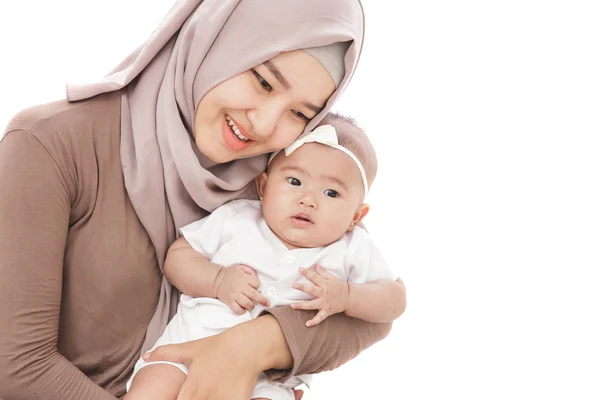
{"left": 0, "top": 130, "right": 115, "bottom": 400}
{"left": 144, "top": 307, "right": 393, "bottom": 399}
{"left": 263, "top": 307, "right": 393, "bottom": 380}
{"left": 143, "top": 313, "right": 293, "bottom": 400}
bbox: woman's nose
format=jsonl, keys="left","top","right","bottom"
{"left": 247, "top": 103, "right": 281, "bottom": 140}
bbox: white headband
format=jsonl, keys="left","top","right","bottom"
{"left": 268, "top": 125, "right": 369, "bottom": 196}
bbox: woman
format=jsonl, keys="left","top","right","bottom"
{"left": 0, "top": 0, "right": 399, "bottom": 399}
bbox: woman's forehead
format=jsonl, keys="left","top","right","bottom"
{"left": 264, "top": 51, "right": 335, "bottom": 105}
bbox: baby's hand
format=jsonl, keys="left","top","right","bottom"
{"left": 291, "top": 265, "right": 350, "bottom": 327}
{"left": 214, "top": 264, "right": 270, "bottom": 315}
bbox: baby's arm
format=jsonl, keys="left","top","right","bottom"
{"left": 292, "top": 266, "right": 405, "bottom": 326}
{"left": 345, "top": 277, "right": 406, "bottom": 323}
{"left": 165, "top": 236, "right": 270, "bottom": 314}
{"left": 164, "top": 236, "right": 222, "bottom": 298}
{"left": 292, "top": 230, "right": 405, "bottom": 326}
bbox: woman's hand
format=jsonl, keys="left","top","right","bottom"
{"left": 214, "top": 264, "right": 270, "bottom": 314}
{"left": 143, "top": 314, "right": 294, "bottom": 400}
{"left": 291, "top": 265, "right": 350, "bottom": 327}
{"left": 143, "top": 334, "right": 257, "bottom": 399}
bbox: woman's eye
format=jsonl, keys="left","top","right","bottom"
{"left": 287, "top": 177, "right": 301, "bottom": 186}
{"left": 251, "top": 69, "right": 273, "bottom": 93}
{"left": 291, "top": 109, "right": 310, "bottom": 121}
{"left": 324, "top": 189, "right": 339, "bottom": 198}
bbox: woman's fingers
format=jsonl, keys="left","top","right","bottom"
{"left": 158, "top": 333, "right": 260, "bottom": 400}
{"left": 143, "top": 343, "right": 190, "bottom": 365}
{"left": 176, "top": 378, "right": 204, "bottom": 400}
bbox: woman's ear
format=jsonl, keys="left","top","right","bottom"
{"left": 255, "top": 172, "right": 268, "bottom": 200}
{"left": 348, "top": 203, "right": 370, "bottom": 231}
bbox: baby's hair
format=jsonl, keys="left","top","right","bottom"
{"left": 318, "top": 112, "right": 378, "bottom": 189}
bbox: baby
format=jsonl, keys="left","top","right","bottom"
{"left": 125, "top": 113, "right": 406, "bottom": 400}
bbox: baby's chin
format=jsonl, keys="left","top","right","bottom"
{"left": 279, "top": 237, "right": 317, "bottom": 250}
{"left": 278, "top": 230, "right": 340, "bottom": 250}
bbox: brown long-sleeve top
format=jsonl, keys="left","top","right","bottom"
{"left": 0, "top": 92, "right": 392, "bottom": 400}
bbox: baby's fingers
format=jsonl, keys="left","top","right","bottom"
{"left": 236, "top": 294, "right": 255, "bottom": 311}
{"left": 228, "top": 300, "right": 245, "bottom": 315}
{"left": 314, "top": 264, "right": 335, "bottom": 279}
{"left": 293, "top": 282, "right": 323, "bottom": 297}
{"left": 240, "top": 265, "right": 256, "bottom": 275}
{"left": 299, "top": 267, "right": 325, "bottom": 287}
{"left": 290, "top": 299, "right": 321, "bottom": 311}
{"left": 244, "top": 287, "right": 270, "bottom": 307}
{"left": 245, "top": 271, "right": 261, "bottom": 289}
{"left": 305, "top": 309, "right": 329, "bottom": 327}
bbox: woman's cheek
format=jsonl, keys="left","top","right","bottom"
{"left": 275, "top": 122, "right": 304, "bottom": 149}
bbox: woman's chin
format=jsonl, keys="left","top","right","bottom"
{"left": 194, "top": 140, "right": 233, "bottom": 165}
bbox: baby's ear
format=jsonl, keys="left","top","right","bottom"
{"left": 255, "top": 172, "right": 268, "bottom": 199}
{"left": 348, "top": 203, "right": 370, "bottom": 231}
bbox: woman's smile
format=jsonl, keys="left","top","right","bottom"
{"left": 222, "top": 114, "right": 255, "bottom": 151}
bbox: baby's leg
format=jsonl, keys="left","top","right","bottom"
{"left": 251, "top": 383, "right": 295, "bottom": 400}
{"left": 124, "top": 364, "right": 186, "bottom": 400}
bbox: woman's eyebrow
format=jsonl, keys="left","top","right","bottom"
{"left": 264, "top": 60, "right": 326, "bottom": 114}
{"left": 302, "top": 101, "right": 324, "bottom": 113}
{"left": 264, "top": 60, "right": 290, "bottom": 89}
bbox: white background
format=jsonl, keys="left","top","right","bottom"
{"left": 1, "top": 1, "right": 599, "bottom": 399}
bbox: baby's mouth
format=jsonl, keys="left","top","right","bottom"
{"left": 292, "top": 213, "right": 313, "bottom": 223}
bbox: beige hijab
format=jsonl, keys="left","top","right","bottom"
{"left": 67, "top": 0, "right": 365, "bottom": 352}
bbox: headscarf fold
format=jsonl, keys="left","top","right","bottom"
{"left": 67, "top": 0, "right": 365, "bottom": 352}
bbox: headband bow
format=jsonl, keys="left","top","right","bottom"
{"left": 269, "top": 125, "right": 369, "bottom": 196}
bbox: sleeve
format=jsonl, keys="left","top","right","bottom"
{"left": 346, "top": 230, "right": 397, "bottom": 284}
{"left": 0, "top": 131, "right": 115, "bottom": 400}
{"left": 178, "top": 202, "right": 235, "bottom": 259}
{"left": 262, "top": 308, "right": 392, "bottom": 382}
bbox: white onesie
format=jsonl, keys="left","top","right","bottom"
{"left": 127, "top": 199, "right": 394, "bottom": 399}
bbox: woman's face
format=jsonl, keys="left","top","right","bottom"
{"left": 194, "top": 50, "right": 336, "bottom": 164}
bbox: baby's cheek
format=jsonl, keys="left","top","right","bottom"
{"left": 320, "top": 217, "right": 348, "bottom": 241}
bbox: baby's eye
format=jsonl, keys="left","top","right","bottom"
{"left": 287, "top": 177, "right": 301, "bottom": 186}
{"left": 324, "top": 189, "right": 339, "bottom": 198}
{"left": 291, "top": 109, "right": 310, "bottom": 121}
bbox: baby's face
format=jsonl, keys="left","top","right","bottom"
{"left": 256, "top": 143, "right": 366, "bottom": 249}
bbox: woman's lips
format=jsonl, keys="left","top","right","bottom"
{"left": 228, "top": 115, "right": 256, "bottom": 141}
{"left": 222, "top": 117, "right": 253, "bottom": 151}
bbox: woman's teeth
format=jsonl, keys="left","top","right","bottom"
{"left": 226, "top": 115, "right": 249, "bottom": 142}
